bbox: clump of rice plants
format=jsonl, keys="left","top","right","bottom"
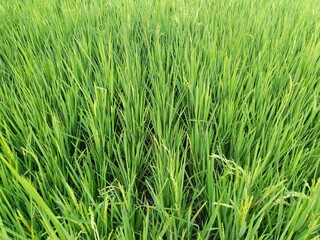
{"left": 0, "top": 0, "right": 319, "bottom": 239}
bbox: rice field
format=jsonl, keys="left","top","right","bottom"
{"left": 0, "top": 0, "right": 320, "bottom": 239}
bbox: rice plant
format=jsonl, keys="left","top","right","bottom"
{"left": 0, "top": 0, "right": 319, "bottom": 239}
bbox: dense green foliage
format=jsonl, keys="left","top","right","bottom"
{"left": 0, "top": 0, "right": 320, "bottom": 239}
